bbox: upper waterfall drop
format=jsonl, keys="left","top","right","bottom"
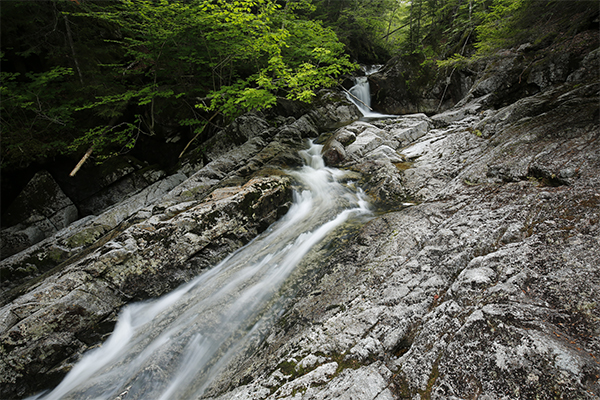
{"left": 28, "top": 141, "right": 371, "bottom": 400}
{"left": 346, "top": 65, "right": 395, "bottom": 120}
{"left": 349, "top": 76, "right": 373, "bottom": 113}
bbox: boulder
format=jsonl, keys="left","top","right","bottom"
{"left": 322, "top": 139, "right": 347, "bottom": 166}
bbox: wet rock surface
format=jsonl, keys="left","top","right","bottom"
{"left": 0, "top": 173, "right": 294, "bottom": 399}
{"left": 202, "top": 66, "right": 600, "bottom": 398}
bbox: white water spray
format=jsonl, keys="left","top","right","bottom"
{"left": 29, "top": 141, "right": 371, "bottom": 400}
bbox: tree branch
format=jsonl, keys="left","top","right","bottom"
{"left": 381, "top": 21, "right": 410, "bottom": 40}
{"left": 69, "top": 145, "right": 94, "bottom": 176}
{"left": 337, "top": 83, "right": 372, "bottom": 111}
{"left": 179, "top": 111, "right": 220, "bottom": 159}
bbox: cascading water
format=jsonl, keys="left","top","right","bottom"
{"left": 348, "top": 76, "right": 374, "bottom": 115}
{"left": 346, "top": 65, "right": 394, "bottom": 120}
{"left": 29, "top": 141, "right": 371, "bottom": 400}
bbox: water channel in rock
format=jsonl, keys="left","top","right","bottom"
{"left": 29, "top": 141, "right": 372, "bottom": 400}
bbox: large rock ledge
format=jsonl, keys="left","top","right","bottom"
{"left": 202, "top": 82, "right": 599, "bottom": 397}
{"left": 0, "top": 174, "right": 293, "bottom": 398}
{"left": 1, "top": 52, "right": 599, "bottom": 398}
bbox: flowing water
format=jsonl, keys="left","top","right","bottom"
{"left": 30, "top": 142, "right": 371, "bottom": 400}
{"left": 346, "top": 65, "right": 396, "bottom": 120}
{"left": 348, "top": 75, "right": 376, "bottom": 117}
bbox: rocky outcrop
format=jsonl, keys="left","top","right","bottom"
{"left": 322, "top": 114, "right": 431, "bottom": 206}
{"left": 1, "top": 171, "right": 79, "bottom": 260}
{"left": 199, "top": 57, "right": 600, "bottom": 399}
{"left": 370, "top": 29, "right": 599, "bottom": 117}
{"left": 1, "top": 41, "right": 599, "bottom": 399}
{"left": 369, "top": 55, "right": 479, "bottom": 116}
{"left": 0, "top": 172, "right": 188, "bottom": 302}
{"left": 0, "top": 174, "right": 293, "bottom": 398}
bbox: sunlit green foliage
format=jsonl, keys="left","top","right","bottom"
{"left": 2, "top": 0, "right": 595, "bottom": 168}
{"left": 1, "top": 0, "right": 356, "bottom": 167}
{"left": 195, "top": 1, "right": 356, "bottom": 117}
{"left": 474, "top": 0, "right": 526, "bottom": 54}
{"left": 430, "top": 0, "right": 598, "bottom": 68}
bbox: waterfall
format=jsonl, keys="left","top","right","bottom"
{"left": 29, "top": 141, "right": 371, "bottom": 400}
{"left": 346, "top": 65, "right": 394, "bottom": 119}
{"left": 349, "top": 76, "right": 373, "bottom": 115}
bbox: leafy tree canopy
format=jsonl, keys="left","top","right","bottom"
{"left": 2, "top": 0, "right": 597, "bottom": 170}
{"left": 308, "top": 0, "right": 400, "bottom": 63}
{"left": 1, "top": 0, "right": 356, "bottom": 168}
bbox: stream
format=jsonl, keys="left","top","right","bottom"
{"left": 29, "top": 142, "right": 372, "bottom": 400}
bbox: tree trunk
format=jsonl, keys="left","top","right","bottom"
{"left": 63, "top": 14, "right": 84, "bottom": 85}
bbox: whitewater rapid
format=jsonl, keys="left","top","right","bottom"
{"left": 30, "top": 141, "right": 371, "bottom": 400}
